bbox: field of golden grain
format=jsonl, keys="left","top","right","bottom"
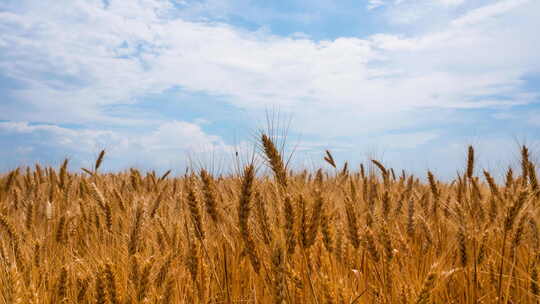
{"left": 0, "top": 135, "right": 538, "bottom": 303}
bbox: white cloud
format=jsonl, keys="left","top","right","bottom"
{"left": 136, "top": 121, "right": 226, "bottom": 151}
{"left": 0, "top": 120, "right": 232, "bottom": 170}
{"left": 0, "top": 121, "right": 123, "bottom": 152}
{"left": 368, "top": 0, "right": 386, "bottom": 10}
{"left": 0, "top": 0, "right": 538, "bottom": 138}
{"left": 451, "top": 0, "right": 529, "bottom": 27}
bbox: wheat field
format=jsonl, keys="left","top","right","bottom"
{"left": 0, "top": 135, "right": 539, "bottom": 303}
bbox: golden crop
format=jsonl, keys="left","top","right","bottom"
{"left": 0, "top": 136, "right": 538, "bottom": 303}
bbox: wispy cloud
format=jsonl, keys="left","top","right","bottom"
{"left": 451, "top": 0, "right": 530, "bottom": 26}
{"left": 368, "top": 0, "right": 386, "bottom": 10}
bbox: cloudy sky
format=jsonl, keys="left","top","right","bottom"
{"left": 1, "top": 0, "right": 539, "bottom": 178}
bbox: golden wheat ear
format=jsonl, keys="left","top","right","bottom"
{"left": 466, "top": 145, "right": 475, "bottom": 179}
{"left": 94, "top": 149, "right": 106, "bottom": 172}
{"left": 81, "top": 167, "right": 94, "bottom": 176}
{"left": 324, "top": 150, "right": 336, "bottom": 168}
{"left": 261, "top": 133, "right": 288, "bottom": 189}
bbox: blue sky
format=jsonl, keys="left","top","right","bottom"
{"left": 1, "top": 0, "right": 539, "bottom": 178}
